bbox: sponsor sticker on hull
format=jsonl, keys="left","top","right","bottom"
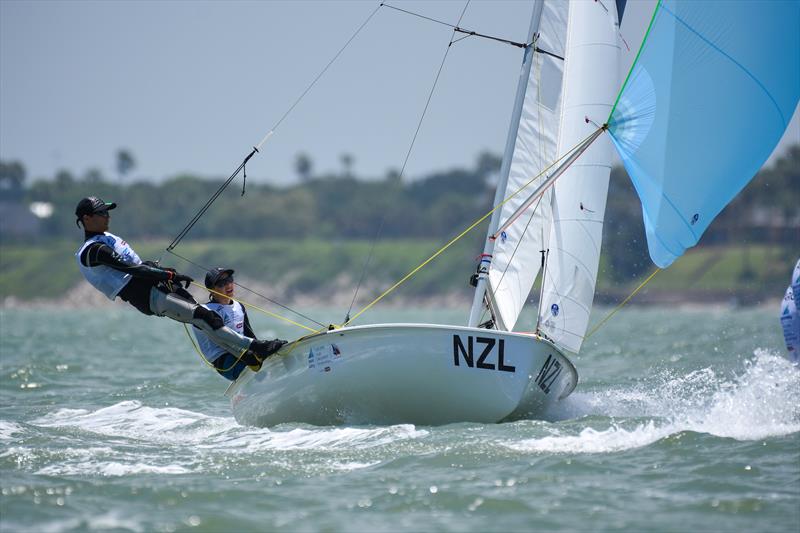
{"left": 308, "top": 343, "right": 343, "bottom": 373}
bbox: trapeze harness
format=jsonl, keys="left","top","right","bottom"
{"left": 76, "top": 231, "right": 255, "bottom": 357}
{"left": 193, "top": 300, "right": 261, "bottom": 380}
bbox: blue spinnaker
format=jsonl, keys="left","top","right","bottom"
{"left": 608, "top": 0, "right": 800, "bottom": 268}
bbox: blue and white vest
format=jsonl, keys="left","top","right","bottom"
{"left": 75, "top": 232, "right": 142, "bottom": 300}
{"left": 193, "top": 301, "right": 247, "bottom": 362}
{"left": 780, "top": 259, "right": 800, "bottom": 362}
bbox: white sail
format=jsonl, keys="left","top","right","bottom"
{"left": 537, "top": 0, "right": 620, "bottom": 353}
{"left": 487, "top": 0, "right": 569, "bottom": 331}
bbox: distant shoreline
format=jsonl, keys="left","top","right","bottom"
{"left": 2, "top": 281, "right": 781, "bottom": 312}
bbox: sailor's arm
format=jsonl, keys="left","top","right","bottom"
{"left": 80, "top": 242, "right": 189, "bottom": 283}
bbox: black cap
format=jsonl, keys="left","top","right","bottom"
{"left": 75, "top": 196, "right": 117, "bottom": 223}
{"left": 205, "top": 268, "right": 235, "bottom": 289}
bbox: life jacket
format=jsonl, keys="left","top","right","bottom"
{"left": 193, "top": 300, "right": 247, "bottom": 363}
{"left": 75, "top": 232, "right": 142, "bottom": 300}
{"left": 781, "top": 259, "right": 800, "bottom": 362}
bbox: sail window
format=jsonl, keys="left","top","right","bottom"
{"left": 538, "top": 56, "right": 562, "bottom": 112}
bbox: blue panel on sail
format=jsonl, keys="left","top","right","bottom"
{"left": 608, "top": 0, "right": 800, "bottom": 268}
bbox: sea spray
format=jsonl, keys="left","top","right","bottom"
{"left": 509, "top": 349, "right": 800, "bottom": 455}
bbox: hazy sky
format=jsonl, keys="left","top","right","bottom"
{"left": 1, "top": 0, "right": 797, "bottom": 185}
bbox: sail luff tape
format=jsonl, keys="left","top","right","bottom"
{"left": 256, "top": 131, "right": 274, "bottom": 151}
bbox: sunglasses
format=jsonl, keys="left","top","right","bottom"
{"left": 93, "top": 210, "right": 110, "bottom": 218}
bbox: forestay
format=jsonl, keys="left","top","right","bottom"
{"left": 608, "top": 0, "right": 800, "bottom": 268}
{"left": 488, "top": 0, "right": 569, "bottom": 332}
{"left": 537, "top": 0, "right": 621, "bottom": 354}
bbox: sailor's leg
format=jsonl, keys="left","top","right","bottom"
{"left": 148, "top": 288, "right": 252, "bottom": 355}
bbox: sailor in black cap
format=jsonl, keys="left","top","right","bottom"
{"left": 75, "top": 196, "right": 284, "bottom": 362}
{"left": 193, "top": 268, "right": 285, "bottom": 380}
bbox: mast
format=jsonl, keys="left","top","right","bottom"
{"left": 467, "top": 1, "right": 545, "bottom": 328}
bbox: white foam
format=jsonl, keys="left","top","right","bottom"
{"left": 35, "top": 461, "right": 191, "bottom": 477}
{"left": 684, "top": 349, "right": 800, "bottom": 440}
{"left": 0, "top": 446, "right": 114, "bottom": 461}
{"left": 510, "top": 421, "right": 674, "bottom": 454}
{"left": 0, "top": 421, "right": 25, "bottom": 442}
{"left": 29, "top": 400, "right": 428, "bottom": 457}
{"left": 510, "top": 349, "right": 800, "bottom": 454}
{"left": 207, "top": 424, "right": 428, "bottom": 452}
{"left": 328, "top": 460, "right": 382, "bottom": 471}
{"left": 30, "top": 400, "right": 238, "bottom": 444}
{"left": 30, "top": 511, "right": 146, "bottom": 533}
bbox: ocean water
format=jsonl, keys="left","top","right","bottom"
{"left": 1, "top": 306, "right": 798, "bottom": 532}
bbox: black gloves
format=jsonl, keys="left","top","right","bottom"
{"left": 161, "top": 266, "right": 193, "bottom": 289}
{"left": 250, "top": 339, "right": 288, "bottom": 359}
{"left": 173, "top": 273, "right": 193, "bottom": 289}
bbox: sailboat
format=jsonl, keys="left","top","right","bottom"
{"left": 221, "top": 0, "right": 799, "bottom": 427}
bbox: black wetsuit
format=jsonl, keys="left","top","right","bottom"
{"left": 79, "top": 231, "right": 188, "bottom": 314}
{"left": 80, "top": 231, "right": 285, "bottom": 377}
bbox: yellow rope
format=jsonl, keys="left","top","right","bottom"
{"left": 191, "top": 281, "right": 317, "bottom": 333}
{"left": 182, "top": 323, "right": 249, "bottom": 372}
{"left": 344, "top": 127, "right": 604, "bottom": 326}
{"left": 180, "top": 127, "right": 603, "bottom": 331}
{"left": 584, "top": 268, "right": 661, "bottom": 340}
{"left": 175, "top": 283, "right": 321, "bottom": 370}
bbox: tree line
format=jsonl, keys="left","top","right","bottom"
{"left": 1, "top": 144, "right": 797, "bottom": 283}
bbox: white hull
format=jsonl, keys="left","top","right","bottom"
{"left": 227, "top": 323, "right": 577, "bottom": 426}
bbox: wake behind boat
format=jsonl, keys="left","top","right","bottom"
{"left": 226, "top": 324, "right": 576, "bottom": 426}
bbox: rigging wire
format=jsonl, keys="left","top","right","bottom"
{"left": 343, "top": 127, "right": 604, "bottom": 327}
{"left": 163, "top": 3, "right": 386, "bottom": 330}
{"left": 381, "top": 2, "right": 527, "bottom": 48}
{"left": 196, "top": 281, "right": 319, "bottom": 333}
{"left": 344, "top": 0, "right": 472, "bottom": 324}
{"left": 183, "top": 323, "right": 251, "bottom": 372}
{"left": 168, "top": 249, "right": 325, "bottom": 330}
{"left": 166, "top": 0, "right": 578, "bottom": 330}
{"left": 584, "top": 267, "right": 661, "bottom": 340}
{"left": 166, "top": 2, "right": 384, "bottom": 253}
{"left": 271, "top": 3, "right": 384, "bottom": 134}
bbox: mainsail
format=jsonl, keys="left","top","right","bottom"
{"left": 608, "top": 0, "right": 800, "bottom": 268}
{"left": 487, "top": 0, "right": 569, "bottom": 331}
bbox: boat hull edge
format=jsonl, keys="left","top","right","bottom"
{"left": 228, "top": 323, "right": 577, "bottom": 426}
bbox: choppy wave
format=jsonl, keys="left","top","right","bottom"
{"left": 6, "top": 349, "right": 798, "bottom": 474}
{"left": 510, "top": 349, "right": 800, "bottom": 454}
{"left": 30, "top": 400, "right": 428, "bottom": 451}
{"left": 0, "top": 421, "right": 25, "bottom": 442}
{"left": 12, "top": 400, "right": 429, "bottom": 476}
